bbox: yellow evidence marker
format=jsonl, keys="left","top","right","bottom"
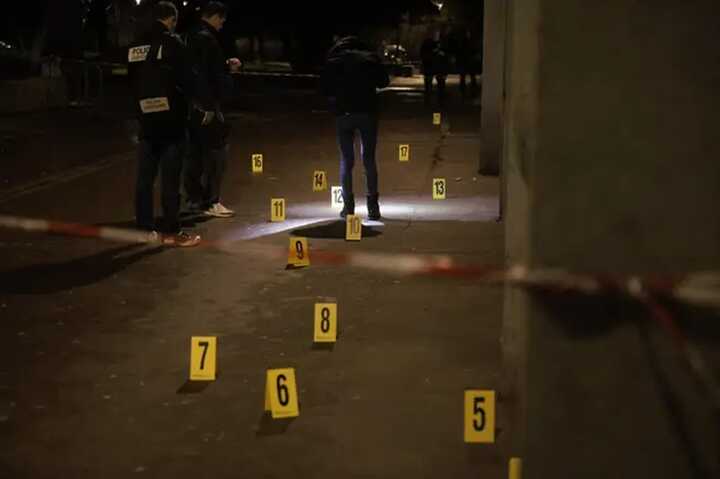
{"left": 314, "top": 303, "right": 337, "bottom": 343}
{"left": 399, "top": 144, "right": 410, "bottom": 162}
{"left": 433, "top": 112, "right": 442, "bottom": 125}
{"left": 345, "top": 214, "right": 362, "bottom": 241}
{"left": 271, "top": 198, "right": 285, "bottom": 222}
{"left": 189, "top": 336, "right": 217, "bottom": 381}
{"left": 287, "top": 236, "right": 310, "bottom": 268}
{"left": 264, "top": 368, "right": 300, "bottom": 418}
{"left": 464, "top": 389, "right": 496, "bottom": 443}
{"left": 313, "top": 170, "right": 328, "bottom": 191}
{"left": 509, "top": 458, "right": 523, "bottom": 479}
{"left": 432, "top": 178, "right": 447, "bottom": 200}
{"left": 331, "top": 186, "right": 344, "bottom": 209}
{"left": 251, "top": 153, "right": 263, "bottom": 173}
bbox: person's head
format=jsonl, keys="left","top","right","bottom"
{"left": 201, "top": 1, "right": 228, "bottom": 31}
{"left": 153, "top": 1, "right": 178, "bottom": 32}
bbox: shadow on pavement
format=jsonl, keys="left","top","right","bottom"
{"left": 311, "top": 342, "right": 335, "bottom": 352}
{"left": 255, "top": 412, "right": 297, "bottom": 437}
{"left": 290, "top": 220, "right": 382, "bottom": 239}
{"left": 176, "top": 380, "right": 213, "bottom": 395}
{"left": 95, "top": 214, "right": 211, "bottom": 230}
{"left": 0, "top": 244, "right": 165, "bottom": 295}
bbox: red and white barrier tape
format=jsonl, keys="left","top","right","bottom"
{"left": 1, "top": 214, "right": 720, "bottom": 310}
{"left": 1, "top": 213, "right": 718, "bottom": 407}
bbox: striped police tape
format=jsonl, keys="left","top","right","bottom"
{"left": 1, "top": 213, "right": 718, "bottom": 407}
{"left": 1, "top": 214, "right": 719, "bottom": 310}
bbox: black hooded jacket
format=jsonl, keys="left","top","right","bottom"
{"left": 186, "top": 20, "right": 233, "bottom": 112}
{"left": 128, "top": 21, "right": 190, "bottom": 141}
{"left": 320, "top": 37, "right": 390, "bottom": 115}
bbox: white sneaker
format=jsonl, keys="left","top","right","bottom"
{"left": 205, "top": 202, "right": 235, "bottom": 218}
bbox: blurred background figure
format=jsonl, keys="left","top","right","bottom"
{"left": 420, "top": 29, "right": 448, "bottom": 106}
{"left": 456, "top": 28, "right": 479, "bottom": 97}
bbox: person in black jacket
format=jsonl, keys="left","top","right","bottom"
{"left": 321, "top": 35, "right": 389, "bottom": 220}
{"left": 420, "top": 30, "right": 449, "bottom": 105}
{"left": 456, "top": 28, "right": 479, "bottom": 96}
{"left": 183, "top": 1, "right": 240, "bottom": 218}
{"left": 128, "top": 1, "right": 200, "bottom": 247}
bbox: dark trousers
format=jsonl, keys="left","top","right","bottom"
{"left": 424, "top": 74, "right": 446, "bottom": 104}
{"left": 135, "top": 139, "right": 184, "bottom": 234}
{"left": 336, "top": 113, "right": 379, "bottom": 203}
{"left": 184, "top": 110, "right": 229, "bottom": 207}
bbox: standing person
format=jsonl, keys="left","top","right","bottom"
{"left": 184, "top": 1, "right": 241, "bottom": 218}
{"left": 457, "top": 28, "right": 479, "bottom": 96}
{"left": 321, "top": 34, "right": 390, "bottom": 221}
{"left": 128, "top": 1, "right": 200, "bottom": 247}
{"left": 420, "top": 30, "right": 449, "bottom": 105}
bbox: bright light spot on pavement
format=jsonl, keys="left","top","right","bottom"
{"left": 289, "top": 196, "right": 498, "bottom": 222}
{"left": 219, "top": 196, "right": 498, "bottom": 242}
{"left": 221, "top": 218, "right": 331, "bottom": 242}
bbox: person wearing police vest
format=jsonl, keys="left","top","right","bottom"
{"left": 183, "top": 1, "right": 240, "bottom": 219}
{"left": 128, "top": 1, "right": 200, "bottom": 247}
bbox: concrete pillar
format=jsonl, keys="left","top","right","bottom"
{"left": 502, "top": 0, "right": 720, "bottom": 477}
{"left": 479, "top": 0, "right": 507, "bottom": 176}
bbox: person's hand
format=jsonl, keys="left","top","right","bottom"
{"left": 226, "top": 57, "right": 242, "bottom": 73}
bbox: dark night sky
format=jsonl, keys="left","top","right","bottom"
{"left": 0, "top": 0, "right": 481, "bottom": 63}
{"left": 0, "top": 1, "right": 478, "bottom": 35}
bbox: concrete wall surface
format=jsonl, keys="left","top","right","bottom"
{"left": 480, "top": 0, "right": 507, "bottom": 176}
{"left": 503, "top": 0, "right": 720, "bottom": 477}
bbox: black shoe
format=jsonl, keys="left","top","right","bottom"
{"left": 340, "top": 194, "right": 355, "bottom": 219}
{"left": 367, "top": 194, "right": 381, "bottom": 221}
{"left": 340, "top": 202, "right": 355, "bottom": 219}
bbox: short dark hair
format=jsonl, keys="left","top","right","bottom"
{"left": 201, "top": 1, "right": 228, "bottom": 19}
{"left": 153, "top": 1, "right": 178, "bottom": 21}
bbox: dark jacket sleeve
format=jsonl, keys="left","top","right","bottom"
{"left": 320, "top": 60, "right": 340, "bottom": 97}
{"left": 188, "top": 31, "right": 232, "bottom": 111}
{"left": 161, "top": 34, "right": 191, "bottom": 98}
{"left": 375, "top": 60, "right": 390, "bottom": 89}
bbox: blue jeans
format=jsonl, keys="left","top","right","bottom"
{"left": 135, "top": 139, "right": 184, "bottom": 234}
{"left": 336, "top": 113, "right": 379, "bottom": 202}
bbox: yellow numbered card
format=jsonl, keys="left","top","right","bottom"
{"left": 509, "top": 458, "right": 523, "bottom": 479}
{"left": 314, "top": 303, "right": 337, "bottom": 343}
{"left": 433, "top": 112, "right": 442, "bottom": 125}
{"left": 313, "top": 170, "right": 328, "bottom": 191}
{"left": 432, "top": 178, "right": 447, "bottom": 200}
{"left": 264, "top": 368, "right": 300, "bottom": 418}
{"left": 464, "top": 390, "right": 495, "bottom": 443}
{"left": 271, "top": 198, "right": 285, "bottom": 222}
{"left": 345, "top": 215, "right": 362, "bottom": 241}
{"left": 252, "top": 154, "right": 263, "bottom": 173}
{"left": 399, "top": 144, "right": 410, "bottom": 162}
{"left": 287, "top": 236, "right": 310, "bottom": 267}
{"left": 189, "top": 336, "right": 217, "bottom": 381}
{"left": 331, "top": 186, "right": 344, "bottom": 209}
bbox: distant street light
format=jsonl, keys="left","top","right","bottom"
{"left": 431, "top": 0, "right": 444, "bottom": 10}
